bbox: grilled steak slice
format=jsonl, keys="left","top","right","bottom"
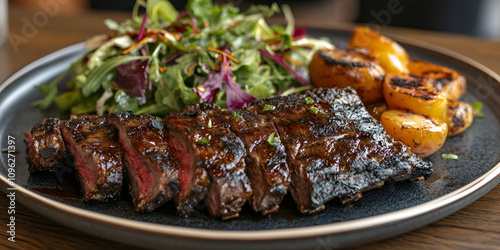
{"left": 247, "top": 87, "right": 433, "bottom": 214}
{"left": 307, "top": 88, "right": 433, "bottom": 200}
{"left": 213, "top": 108, "right": 290, "bottom": 215}
{"left": 60, "top": 117, "right": 123, "bottom": 201}
{"left": 25, "top": 118, "right": 66, "bottom": 173}
{"left": 163, "top": 109, "right": 209, "bottom": 216}
{"left": 164, "top": 104, "right": 252, "bottom": 219}
{"left": 108, "top": 112, "right": 179, "bottom": 212}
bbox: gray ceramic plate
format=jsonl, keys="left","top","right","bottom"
{"left": 1, "top": 28, "right": 500, "bottom": 249}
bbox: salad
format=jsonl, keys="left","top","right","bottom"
{"left": 34, "top": 0, "right": 334, "bottom": 115}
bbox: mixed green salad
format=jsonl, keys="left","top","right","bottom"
{"left": 34, "top": 0, "right": 334, "bottom": 115}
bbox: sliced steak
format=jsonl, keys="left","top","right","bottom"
{"left": 25, "top": 118, "right": 66, "bottom": 173}
{"left": 213, "top": 108, "right": 290, "bottom": 215}
{"left": 108, "top": 112, "right": 179, "bottom": 212}
{"left": 307, "top": 88, "right": 433, "bottom": 202}
{"left": 60, "top": 117, "right": 124, "bottom": 201}
{"left": 164, "top": 104, "right": 252, "bottom": 219}
{"left": 246, "top": 87, "right": 433, "bottom": 214}
{"left": 163, "top": 109, "right": 210, "bottom": 216}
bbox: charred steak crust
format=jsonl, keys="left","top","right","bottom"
{"left": 24, "top": 87, "right": 434, "bottom": 217}
{"left": 25, "top": 118, "right": 66, "bottom": 173}
{"left": 164, "top": 104, "right": 252, "bottom": 219}
{"left": 60, "top": 117, "right": 124, "bottom": 201}
{"left": 216, "top": 108, "right": 290, "bottom": 215}
{"left": 306, "top": 88, "right": 433, "bottom": 180}
{"left": 246, "top": 87, "right": 433, "bottom": 214}
{"left": 108, "top": 112, "right": 179, "bottom": 212}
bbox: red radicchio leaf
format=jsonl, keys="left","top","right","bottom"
{"left": 172, "top": 24, "right": 187, "bottom": 33}
{"left": 194, "top": 54, "right": 255, "bottom": 109}
{"left": 137, "top": 14, "right": 149, "bottom": 41}
{"left": 196, "top": 70, "right": 223, "bottom": 103}
{"left": 292, "top": 27, "right": 307, "bottom": 40}
{"left": 112, "top": 59, "right": 150, "bottom": 97}
{"left": 224, "top": 73, "right": 256, "bottom": 109}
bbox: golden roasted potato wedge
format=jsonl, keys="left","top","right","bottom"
{"left": 383, "top": 73, "right": 448, "bottom": 120}
{"left": 381, "top": 110, "right": 448, "bottom": 158}
{"left": 308, "top": 48, "right": 385, "bottom": 104}
{"left": 444, "top": 100, "right": 474, "bottom": 136}
{"left": 408, "top": 60, "right": 466, "bottom": 100}
{"left": 348, "top": 26, "right": 409, "bottom": 74}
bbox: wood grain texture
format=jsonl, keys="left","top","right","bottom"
{"left": 1, "top": 5, "right": 499, "bottom": 250}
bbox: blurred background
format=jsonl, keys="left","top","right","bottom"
{"left": 9, "top": 0, "right": 500, "bottom": 39}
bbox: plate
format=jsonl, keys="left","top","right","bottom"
{"left": 1, "top": 27, "right": 500, "bottom": 249}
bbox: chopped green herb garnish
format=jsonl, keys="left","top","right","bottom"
{"left": 259, "top": 114, "right": 267, "bottom": 119}
{"left": 232, "top": 111, "right": 243, "bottom": 121}
{"left": 267, "top": 132, "right": 281, "bottom": 146}
{"left": 305, "top": 97, "right": 314, "bottom": 104}
{"left": 472, "top": 101, "right": 485, "bottom": 118}
{"left": 308, "top": 106, "right": 319, "bottom": 115}
{"left": 442, "top": 153, "right": 458, "bottom": 160}
{"left": 196, "top": 135, "right": 211, "bottom": 144}
{"left": 262, "top": 104, "right": 276, "bottom": 111}
{"left": 207, "top": 119, "right": 212, "bottom": 128}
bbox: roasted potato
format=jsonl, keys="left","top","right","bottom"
{"left": 444, "top": 100, "right": 474, "bottom": 136}
{"left": 308, "top": 48, "right": 385, "bottom": 104}
{"left": 408, "top": 60, "right": 466, "bottom": 100}
{"left": 383, "top": 73, "right": 448, "bottom": 120}
{"left": 380, "top": 109, "right": 448, "bottom": 158}
{"left": 348, "top": 26, "right": 409, "bottom": 74}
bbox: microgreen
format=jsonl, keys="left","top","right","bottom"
{"left": 262, "top": 104, "right": 276, "bottom": 111}
{"left": 308, "top": 106, "right": 318, "bottom": 115}
{"left": 232, "top": 111, "right": 243, "bottom": 121}
{"left": 196, "top": 135, "right": 211, "bottom": 144}
{"left": 305, "top": 97, "right": 314, "bottom": 104}
{"left": 267, "top": 132, "right": 281, "bottom": 146}
{"left": 442, "top": 153, "right": 458, "bottom": 160}
{"left": 472, "top": 102, "right": 485, "bottom": 118}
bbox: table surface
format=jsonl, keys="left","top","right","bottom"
{"left": 1, "top": 6, "right": 499, "bottom": 250}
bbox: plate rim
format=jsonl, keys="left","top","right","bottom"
{"left": 1, "top": 161, "right": 499, "bottom": 241}
{"left": 1, "top": 26, "right": 500, "bottom": 243}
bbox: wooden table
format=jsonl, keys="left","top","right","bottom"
{"left": 1, "top": 6, "right": 499, "bottom": 250}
